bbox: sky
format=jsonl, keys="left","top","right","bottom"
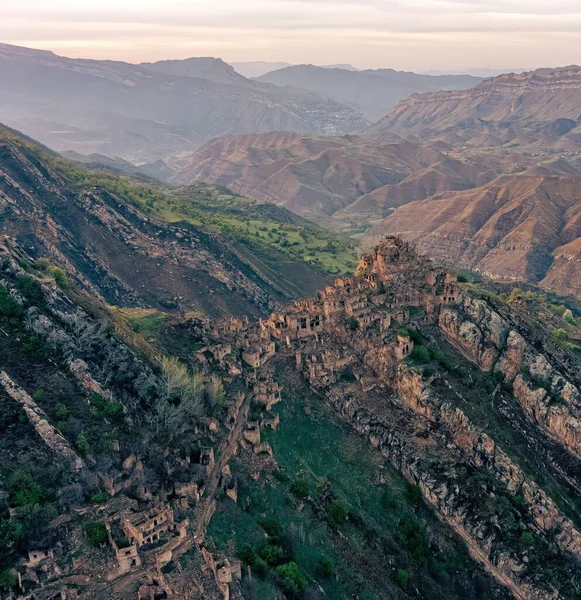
{"left": 1, "top": 0, "right": 581, "bottom": 71}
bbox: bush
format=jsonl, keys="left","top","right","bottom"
{"left": 520, "top": 531, "right": 534, "bottom": 547}
{"left": 406, "top": 484, "right": 422, "bottom": 505}
{"left": 76, "top": 434, "right": 89, "bottom": 456}
{"left": 552, "top": 328, "right": 569, "bottom": 342}
{"left": 91, "top": 492, "right": 109, "bottom": 505}
{"left": 276, "top": 561, "right": 308, "bottom": 593}
{"left": 84, "top": 521, "right": 108, "bottom": 547}
{"left": 7, "top": 470, "right": 49, "bottom": 507}
{"left": 16, "top": 274, "right": 44, "bottom": 305}
{"left": 290, "top": 480, "right": 309, "bottom": 500}
{"left": 408, "top": 329, "right": 423, "bottom": 344}
{"left": 258, "top": 518, "right": 281, "bottom": 538}
{"left": 260, "top": 544, "right": 284, "bottom": 566}
{"left": 382, "top": 488, "right": 398, "bottom": 510}
{"left": 0, "top": 284, "right": 23, "bottom": 319}
{"left": 422, "top": 366, "right": 436, "bottom": 379}
{"left": 49, "top": 267, "right": 70, "bottom": 289}
{"left": 348, "top": 317, "right": 360, "bottom": 331}
{"left": 395, "top": 568, "right": 409, "bottom": 589}
{"left": 397, "top": 328, "right": 410, "bottom": 338}
{"left": 55, "top": 402, "right": 69, "bottom": 419}
{"left": 320, "top": 555, "right": 335, "bottom": 577}
{"left": 91, "top": 393, "right": 123, "bottom": 419}
{"left": 410, "top": 346, "right": 430, "bottom": 364}
{"left": 328, "top": 500, "right": 348, "bottom": 525}
{"left": 0, "top": 571, "right": 17, "bottom": 592}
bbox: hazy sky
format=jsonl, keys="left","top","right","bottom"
{"left": 2, "top": 0, "right": 581, "bottom": 70}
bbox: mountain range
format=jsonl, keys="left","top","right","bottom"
{"left": 257, "top": 64, "right": 482, "bottom": 121}
{"left": 369, "top": 65, "right": 581, "bottom": 151}
{"left": 0, "top": 44, "right": 366, "bottom": 163}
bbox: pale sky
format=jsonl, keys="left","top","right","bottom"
{"left": 1, "top": 0, "right": 581, "bottom": 71}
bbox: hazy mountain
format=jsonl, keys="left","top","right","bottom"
{"left": 422, "top": 68, "right": 527, "bottom": 77}
{"left": 0, "top": 44, "right": 366, "bottom": 163}
{"left": 369, "top": 65, "right": 581, "bottom": 150}
{"left": 321, "top": 63, "right": 360, "bottom": 71}
{"left": 229, "top": 60, "right": 293, "bottom": 77}
{"left": 257, "top": 64, "right": 482, "bottom": 121}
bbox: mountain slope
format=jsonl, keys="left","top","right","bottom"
{"left": 367, "top": 174, "right": 581, "bottom": 298}
{"left": 170, "top": 131, "right": 499, "bottom": 229}
{"left": 0, "top": 124, "right": 334, "bottom": 316}
{"left": 258, "top": 64, "right": 482, "bottom": 121}
{"left": 369, "top": 66, "right": 581, "bottom": 150}
{"left": 0, "top": 44, "right": 366, "bottom": 163}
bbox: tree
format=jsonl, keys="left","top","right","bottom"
{"left": 290, "top": 480, "right": 309, "bottom": 499}
{"left": 276, "top": 561, "right": 308, "bottom": 594}
{"left": 84, "top": 521, "right": 108, "bottom": 547}
{"left": 410, "top": 346, "right": 430, "bottom": 364}
{"left": 395, "top": 569, "right": 409, "bottom": 589}
{"left": 328, "top": 500, "right": 348, "bottom": 525}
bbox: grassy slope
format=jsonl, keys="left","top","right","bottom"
{"left": 207, "top": 359, "right": 506, "bottom": 600}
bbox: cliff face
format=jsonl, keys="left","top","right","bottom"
{"left": 369, "top": 65, "right": 581, "bottom": 149}
{"left": 199, "top": 237, "right": 581, "bottom": 600}
{"left": 441, "top": 295, "right": 581, "bottom": 461}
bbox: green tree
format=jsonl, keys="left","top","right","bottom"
{"left": 276, "top": 561, "right": 308, "bottom": 594}
{"left": 410, "top": 346, "right": 430, "bottom": 363}
{"left": 328, "top": 500, "right": 348, "bottom": 525}
{"left": 395, "top": 569, "right": 409, "bottom": 589}
{"left": 84, "top": 521, "right": 108, "bottom": 547}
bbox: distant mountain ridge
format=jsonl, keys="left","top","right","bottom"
{"left": 0, "top": 43, "right": 366, "bottom": 163}
{"left": 258, "top": 64, "right": 482, "bottom": 121}
{"left": 369, "top": 65, "right": 581, "bottom": 150}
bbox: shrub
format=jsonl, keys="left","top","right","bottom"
{"left": 91, "top": 492, "right": 109, "bottom": 505}
{"left": 84, "top": 521, "right": 108, "bottom": 547}
{"left": 0, "top": 284, "right": 23, "bottom": 319}
{"left": 258, "top": 518, "right": 281, "bottom": 538}
{"left": 49, "top": 267, "right": 70, "bottom": 289}
{"left": 260, "top": 544, "right": 284, "bottom": 566}
{"left": 16, "top": 274, "right": 44, "bottom": 305}
{"left": 381, "top": 488, "right": 398, "bottom": 510}
{"left": 395, "top": 568, "right": 409, "bottom": 589}
{"left": 290, "top": 480, "right": 309, "bottom": 500}
{"left": 32, "top": 389, "right": 45, "bottom": 403}
{"left": 348, "top": 317, "right": 359, "bottom": 331}
{"left": 76, "top": 434, "right": 89, "bottom": 456}
{"left": 408, "top": 329, "right": 422, "bottom": 344}
{"left": 0, "top": 571, "right": 17, "bottom": 592}
{"left": 55, "top": 403, "right": 69, "bottom": 419}
{"left": 422, "top": 366, "right": 436, "bottom": 379}
{"left": 91, "top": 393, "right": 123, "bottom": 419}
{"left": 397, "top": 328, "right": 410, "bottom": 338}
{"left": 328, "top": 500, "right": 348, "bottom": 525}
{"left": 320, "top": 555, "right": 335, "bottom": 577}
{"left": 276, "top": 561, "right": 308, "bottom": 593}
{"left": 410, "top": 346, "right": 430, "bottom": 364}
{"left": 552, "top": 328, "right": 569, "bottom": 342}
{"left": 7, "top": 470, "right": 49, "bottom": 507}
